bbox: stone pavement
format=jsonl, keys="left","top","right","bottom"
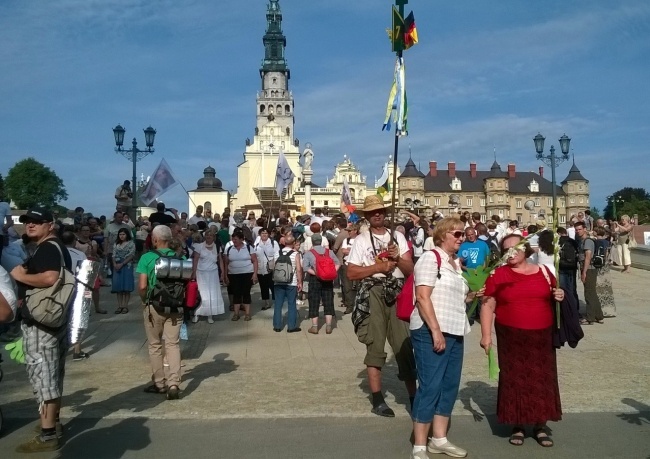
{"left": 1, "top": 266, "right": 649, "bottom": 458}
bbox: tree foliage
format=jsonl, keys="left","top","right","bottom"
{"left": 603, "top": 187, "right": 650, "bottom": 223}
{"left": 0, "top": 173, "right": 5, "bottom": 201}
{"left": 5, "top": 158, "right": 68, "bottom": 209}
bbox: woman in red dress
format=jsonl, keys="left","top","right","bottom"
{"left": 480, "top": 234, "right": 565, "bottom": 448}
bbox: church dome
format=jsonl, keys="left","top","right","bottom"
{"left": 197, "top": 165, "right": 223, "bottom": 190}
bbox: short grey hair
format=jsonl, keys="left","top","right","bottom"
{"left": 152, "top": 224, "right": 172, "bottom": 241}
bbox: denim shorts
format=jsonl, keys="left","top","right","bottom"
{"left": 410, "top": 324, "right": 464, "bottom": 422}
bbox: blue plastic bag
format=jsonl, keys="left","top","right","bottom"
{"left": 180, "top": 322, "right": 189, "bottom": 341}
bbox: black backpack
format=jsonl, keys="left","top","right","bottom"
{"left": 148, "top": 250, "right": 188, "bottom": 315}
{"left": 485, "top": 234, "right": 501, "bottom": 265}
{"left": 559, "top": 239, "right": 578, "bottom": 271}
{"left": 591, "top": 239, "right": 607, "bottom": 268}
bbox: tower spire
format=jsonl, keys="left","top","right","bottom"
{"left": 261, "top": 0, "right": 289, "bottom": 76}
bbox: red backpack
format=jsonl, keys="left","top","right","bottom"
{"left": 395, "top": 249, "right": 442, "bottom": 322}
{"left": 310, "top": 248, "right": 338, "bottom": 281}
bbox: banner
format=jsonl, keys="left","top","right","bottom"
{"left": 275, "top": 151, "right": 295, "bottom": 198}
{"left": 140, "top": 158, "right": 179, "bottom": 206}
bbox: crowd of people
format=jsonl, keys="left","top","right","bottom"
{"left": 0, "top": 187, "right": 637, "bottom": 455}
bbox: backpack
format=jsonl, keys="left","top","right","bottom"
{"left": 25, "top": 241, "right": 76, "bottom": 329}
{"left": 241, "top": 225, "right": 254, "bottom": 244}
{"left": 396, "top": 250, "right": 442, "bottom": 322}
{"left": 273, "top": 249, "right": 295, "bottom": 284}
{"left": 410, "top": 226, "right": 424, "bottom": 248}
{"left": 559, "top": 239, "right": 578, "bottom": 271}
{"left": 591, "top": 239, "right": 607, "bottom": 269}
{"left": 226, "top": 243, "right": 251, "bottom": 257}
{"left": 310, "top": 248, "right": 338, "bottom": 281}
{"left": 485, "top": 234, "right": 501, "bottom": 266}
{"left": 148, "top": 250, "right": 189, "bottom": 315}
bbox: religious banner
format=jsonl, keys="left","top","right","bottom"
{"left": 140, "top": 158, "right": 179, "bottom": 206}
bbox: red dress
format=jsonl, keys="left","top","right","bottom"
{"left": 484, "top": 265, "right": 562, "bottom": 425}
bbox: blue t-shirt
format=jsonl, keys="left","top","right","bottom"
{"left": 458, "top": 239, "right": 490, "bottom": 269}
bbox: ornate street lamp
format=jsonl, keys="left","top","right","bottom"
{"left": 533, "top": 133, "right": 570, "bottom": 230}
{"left": 404, "top": 197, "right": 421, "bottom": 212}
{"left": 113, "top": 124, "right": 156, "bottom": 219}
{"left": 607, "top": 194, "right": 624, "bottom": 220}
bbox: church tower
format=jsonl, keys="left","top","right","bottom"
{"left": 232, "top": 0, "right": 302, "bottom": 214}
{"left": 257, "top": 0, "right": 294, "bottom": 139}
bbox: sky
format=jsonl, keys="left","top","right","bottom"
{"left": 1, "top": 0, "right": 649, "bottom": 218}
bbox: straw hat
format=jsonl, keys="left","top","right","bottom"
{"left": 358, "top": 195, "right": 391, "bottom": 214}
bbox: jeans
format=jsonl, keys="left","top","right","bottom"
{"left": 410, "top": 325, "right": 464, "bottom": 422}
{"left": 559, "top": 270, "right": 579, "bottom": 312}
{"left": 273, "top": 284, "right": 298, "bottom": 330}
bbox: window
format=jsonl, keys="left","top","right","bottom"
{"left": 528, "top": 179, "right": 539, "bottom": 193}
{"left": 535, "top": 198, "right": 540, "bottom": 207}
{"left": 480, "top": 198, "right": 486, "bottom": 207}
{"left": 579, "top": 197, "right": 584, "bottom": 204}
{"left": 489, "top": 196, "right": 494, "bottom": 203}
{"left": 481, "top": 214, "right": 486, "bottom": 222}
{"left": 498, "top": 195, "right": 504, "bottom": 203}
{"left": 516, "top": 199, "right": 522, "bottom": 209}
{"left": 411, "top": 180, "right": 416, "bottom": 187}
{"left": 548, "top": 198, "right": 553, "bottom": 207}
{"left": 548, "top": 215, "right": 554, "bottom": 224}
{"left": 466, "top": 198, "right": 473, "bottom": 207}
{"left": 324, "top": 200, "right": 329, "bottom": 206}
{"left": 570, "top": 197, "right": 575, "bottom": 204}
{"left": 424, "top": 198, "right": 429, "bottom": 205}
{"left": 516, "top": 213, "right": 523, "bottom": 222}
{"left": 579, "top": 185, "right": 583, "bottom": 191}
{"left": 451, "top": 177, "right": 462, "bottom": 190}
{"left": 489, "top": 182, "right": 494, "bottom": 188}
{"left": 560, "top": 215, "right": 566, "bottom": 224}
{"left": 434, "top": 198, "right": 441, "bottom": 206}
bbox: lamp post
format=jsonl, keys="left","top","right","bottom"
{"left": 404, "top": 197, "right": 421, "bottom": 212}
{"left": 113, "top": 124, "right": 156, "bottom": 220}
{"left": 607, "top": 195, "right": 624, "bottom": 220}
{"left": 533, "top": 133, "right": 570, "bottom": 231}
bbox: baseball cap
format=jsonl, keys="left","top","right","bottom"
{"left": 19, "top": 207, "right": 54, "bottom": 223}
{"left": 311, "top": 233, "right": 323, "bottom": 245}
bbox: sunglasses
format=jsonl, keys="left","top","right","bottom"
{"left": 448, "top": 231, "right": 465, "bottom": 239}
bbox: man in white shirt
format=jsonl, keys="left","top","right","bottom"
{"left": 188, "top": 206, "right": 205, "bottom": 226}
{"left": 347, "top": 195, "right": 416, "bottom": 418}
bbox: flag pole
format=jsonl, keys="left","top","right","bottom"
{"left": 389, "top": 0, "right": 407, "bottom": 236}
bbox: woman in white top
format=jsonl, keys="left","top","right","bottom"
{"left": 614, "top": 214, "right": 634, "bottom": 273}
{"left": 255, "top": 228, "right": 280, "bottom": 310}
{"left": 410, "top": 217, "right": 482, "bottom": 459}
{"left": 191, "top": 230, "right": 225, "bottom": 323}
{"left": 224, "top": 228, "right": 258, "bottom": 321}
{"left": 535, "top": 230, "right": 556, "bottom": 276}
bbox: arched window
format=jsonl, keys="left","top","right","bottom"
{"left": 269, "top": 106, "right": 274, "bottom": 114}
{"left": 203, "top": 201, "right": 212, "bottom": 212}
{"left": 260, "top": 104, "right": 265, "bottom": 114}
{"left": 277, "top": 105, "right": 282, "bottom": 115}
{"left": 285, "top": 104, "right": 290, "bottom": 114}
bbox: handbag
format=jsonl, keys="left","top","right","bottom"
{"left": 25, "top": 241, "right": 76, "bottom": 329}
{"left": 628, "top": 236, "right": 637, "bottom": 248}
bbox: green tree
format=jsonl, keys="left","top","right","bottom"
{"left": 589, "top": 207, "right": 602, "bottom": 220}
{"left": 5, "top": 158, "right": 68, "bottom": 209}
{"left": 603, "top": 187, "right": 650, "bottom": 220}
{"left": 0, "top": 172, "right": 5, "bottom": 201}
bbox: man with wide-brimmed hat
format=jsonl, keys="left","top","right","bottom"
{"left": 347, "top": 195, "right": 417, "bottom": 417}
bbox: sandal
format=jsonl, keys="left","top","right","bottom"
{"left": 244, "top": 315, "right": 252, "bottom": 321}
{"left": 143, "top": 384, "right": 167, "bottom": 394}
{"left": 121, "top": 307, "right": 129, "bottom": 314}
{"left": 533, "top": 428, "right": 554, "bottom": 447}
{"left": 115, "top": 308, "right": 123, "bottom": 314}
{"left": 509, "top": 428, "right": 525, "bottom": 446}
{"left": 579, "top": 319, "right": 593, "bottom": 325}
{"left": 231, "top": 314, "right": 240, "bottom": 321}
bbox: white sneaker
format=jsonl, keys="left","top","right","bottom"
{"left": 207, "top": 317, "right": 214, "bottom": 324}
{"left": 412, "top": 451, "right": 430, "bottom": 459}
{"left": 427, "top": 440, "right": 467, "bottom": 458}
{"left": 191, "top": 315, "right": 199, "bottom": 323}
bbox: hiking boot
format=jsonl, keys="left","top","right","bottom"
{"left": 167, "top": 385, "right": 180, "bottom": 400}
{"left": 16, "top": 435, "right": 60, "bottom": 453}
